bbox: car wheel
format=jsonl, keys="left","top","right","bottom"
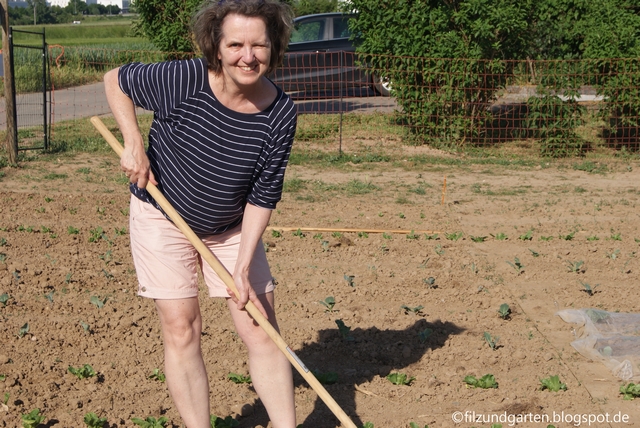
{"left": 373, "top": 75, "right": 392, "bottom": 96}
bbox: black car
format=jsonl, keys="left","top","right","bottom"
{"left": 271, "top": 13, "right": 390, "bottom": 96}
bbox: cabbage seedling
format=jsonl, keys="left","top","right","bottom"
{"left": 18, "top": 323, "right": 29, "bottom": 338}
{"left": 464, "top": 374, "right": 498, "bottom": 389}
{"left": 335, "top": 319, "right": 354, "bottom": 341}
{"left": 506, "top": 257, "right": 524, "bottom": 274}
{"left": 84, "top": 412, "right": 108, "bottom": 428}
{"left": 409, "top": 423, "right": 429, "bottom": 428}
{"left": 620, "top": 382, "right": 640, "bottom": 400}
{"left": 90, "top": 295, "right": 107, "bottom": 309}
{"left": 401, "top": 305, "right": 424, "bottom": 315}
{"left": 445, "top": 231, "right": 463, "bottom": 241}
{"left": 312, "top": 370, "right": 339, "bottom": 385}
{"left": 470, "top": 235, "right": 487, "bottom": 242}
{"left": 484, "top": 332, "right": 499, "bottom": 350}
{"left": 540, "top": 375, "right": 567, "bottom": 392}
{"left": 21, "top": 408, "right": 45, "bottom": 428}
{"left": 149, "top": 368, "right": 166, "bottom": 383}
{"left": 418, "top": 328, "right": 433, "bottom": 344}
{"left": 343, "top": 274, "right": 355, "bottom": 287}
{"left": 579, "top": 280, "right": 599, "bottom": 296}
{"left": 386, "top": 372, "right": 415, "bottom": 386}
{"left": 0, "top": 293, "right": 10, "bottom": 306}
{"left": 318, "top": 296, "right": 336, "bottom": 313}
{"left": 210, "top": 415, "right": 239, "bottom": 428}
{"left": 131, "top": 416, "right": 168, "bottom": 428}
{"left": 227, "top": 372, "right": 251, "bottom": 384}
{"left": 497, "top": 303, "right": 511, "bottom": 320}
{"left": 68, "top": 364, "right": 96, "bottom": 380}
{"left": 518, "top": 230, "right": 533, "bottom": 241}
{"left": 567, "top": 260, "right": 584, "bottom": 273}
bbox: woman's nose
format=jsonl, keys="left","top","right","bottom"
{"left": 241, "top": 46, "right": 255, "bottom": 63}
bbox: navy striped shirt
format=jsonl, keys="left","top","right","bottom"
{"left": 118, "top": 58, "right": 297, "bottom": 235}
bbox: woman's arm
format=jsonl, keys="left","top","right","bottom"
{"left": 229, "top": 203, "right": 272, "bottom": 316}
{"left": 104, "top": 68, "right": 156, "bottom": 188}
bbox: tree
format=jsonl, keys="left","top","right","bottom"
{"left": 292, "top": 0, "right": 337, "bottom": 17}
{"left": 132, "top": 0, "right": 202, "bottom": 53}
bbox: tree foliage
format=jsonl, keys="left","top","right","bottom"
{"left": 132, "top": 0, "right": 201, "bottom": 53}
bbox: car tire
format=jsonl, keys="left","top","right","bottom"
{"left": 373, "top": 75, "right": 392, "bottom": 97}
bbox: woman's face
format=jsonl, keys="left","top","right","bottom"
{"left": 217, "top": 13, "right": 272, "bottom": 89}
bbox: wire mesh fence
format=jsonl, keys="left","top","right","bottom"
{"left": 2, "top": 47, "right": 640, "bottom": 157}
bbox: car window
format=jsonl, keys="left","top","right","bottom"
{"left": 290, "top": 20, "right": 325, "bottom": 43}
{"left": 333, "top": 17, "right": 351, "bottom": 39}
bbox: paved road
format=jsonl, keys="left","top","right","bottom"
{"left": 0, "top": 83, "right": 397, "bottom": 130}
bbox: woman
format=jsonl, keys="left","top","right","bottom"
{"left": 104, "top": 1, "right": 297, "bottom": 427}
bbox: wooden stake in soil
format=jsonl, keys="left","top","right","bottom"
{"left": 441, "top": 175, "right": 447, "bottom": 206}
{"left": 91, "top": 116, "right": 358, "bottom": 428}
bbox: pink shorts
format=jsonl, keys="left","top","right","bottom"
{"left": 129, "top": 196, "right": 275, "bottom": 299}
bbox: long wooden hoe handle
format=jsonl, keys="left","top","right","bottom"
{"left": 90, "top": 116, "right": 357, "bottom": 428}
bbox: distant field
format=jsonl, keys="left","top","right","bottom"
{"left": 13, "top": 19, "right": 152, "bottom": 48}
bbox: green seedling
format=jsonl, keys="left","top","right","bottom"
{"left": 44, "top": 197, "right": 54, "bottom": 203}
{"left": 115, "top": 227, "right": 127, "bottom": 236}
{"left": 418, "top": 328, "right": 433, "bottom": 344}
{"left": 149, "top": 368, "right": 166, "bottom": 383}
{"left": 498, "top": 303, "right": 511, "bottom": 320}
{"left": 386, "top": 372, "right": 415, "bottom": 386}
{"left": 587, "top": 235, "right": 599, "bottom": 241}
{"left": 424, "top": 233, "right": 439, "bottom": 240}
{"left": 292, "top": 229, "right": 305, "bottom": 238}
{"left": 0, "top": 293, "right": 10, "bottom": 306}
{"left": 491, "top": 232, "right": 508, "bottom": 240}
{"left": 382, "top": 232, "right": 392, "bottom": 240}
{"left": 361, "top": 423, "right": 374, "bottom": 428}
{"left": 506, "top": 257, "right": 524, "bottom": 274}
{"left": 335, "top": 319, "right": 354, "bottom": 341}
{"left": 68, "top": 364, "right": 96, "bottom": 380}
{"left": 464, "top": 374, "right": 498, "bottom": 389}
{"left": 607, "top": 249, "right": 620, "bottom": 260}
{"left": 0, "top": 253, "right": 6, "bottom": 262}
{"left": 65, "top": 273, "right": 73, "bottom": 284}
{"left": 529, "top": 248, "right": 540, "bottom": 257}
{"left": 321, "top": 240, "right": 330, "bottom": 252}
{"left": 318, "top": 296, "right": 336, "bottom": 313}
{"left": 579, "top": 281, "right": 599, "bottom": 296}
{"left": 90, "top": 295, "right": 107, "bottom": 309}
{"left": 80, "top": 321, "right": 91, "bottom": 333}
{"left": 445, "top": 231, "right": 463, "bottom": 241}
{"left": 45, "top": 291, "right": 54, "bottom": 303}
{"left": 312, "top": 370, "right": 339, "bottom": 385}
{"left": 519, "top": 230, "right": 533, "bottom": 241}
{"left": 409, "top": 423, "right": 429, "bottom": 428}
{"left": 99, "top": 250, "right": 112, "bottom": 265}
{"left": 210, "top": 415, "right": 239, "bottom": 428}
{"left": 344, "top": 274, "right": 355, "bottom": 287}
{"left": 560, "top": 231, "right": 575, "bottom": 241}
{"left": 102, "top": 269, "right": 114, "bottom": 281}
{"left": 423, "top": 277, "right": 436, "bottom": 288}
{"left": 470, "top": 235, "right": 487, "bottom": 242}
{"left": 434, "top": 244, "right": 445, "bottom": 256}
{"left": 331, "top": 231, "right": 342, "bottom": 238}
{"left": 271, "top": 229, "right": 282, "bottom": 238}
{"left": 36, "top": 207, "right": 46, "bottom": 214}
{"left": 484, "top": 332, "right": 499, "bottom": 350}
{"left": 567, "top": 260, "right": 584, "bottom": 273}
{"left": 84, "top": 412, "right": 108, "bottom": 428}
{"left": 21, "top": 408, "right": 46, "bottom": 428}
{"left": 406, "top": 230, "right": 420, "bottom": 240}
{"left": 357, "top": 231, "right": 369, "bottom": 238}
{"left": 312, "top": 233, "right": 323, "bottom": 240}
{"left": 620, "top": 382, "right": 640, "bottom": 400}
{"left": 610, "top": 232, "right": 622, "bottom": 241}
{"left": 540, "top": 375, "right": 567, "bottom": 392}
{"left": 88, "top": 227, "right": 106, "bottom": 243}
{"left": 131, "top": 416, "right": 168, "bottom": 428}
{"left": 0, "top": 376, "right": 6, "bottom": 383}
{"left": 401, "top": 305, "right": 424, "bottom": 315}
{"left": 18, "top": 323, "right": 29, "bottom": 338}
{"left": 68, "top": 226, "right": 80, "bottom": 235}
{"left": 539, "top": 235, "right": 554, "bottom": 241}
{"left": 227, "top": 372, "right": 251, "bottom": 384}
{"left": 0, "top": 237, "right": 6, "bottom": 246}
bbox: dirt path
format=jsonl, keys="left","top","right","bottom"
{"left": 1, "top": 152, "right": 639, "bottom": 427}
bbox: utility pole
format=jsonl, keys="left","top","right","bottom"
{"left": 0, "top": 0, "right": 16, "bottom": 164}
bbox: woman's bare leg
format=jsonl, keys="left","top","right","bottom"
{"left": 226, "top": 292, "right": 296, "bottom": 428}
{"left": 155, "top": 298, "right": 210, "bottom": 428}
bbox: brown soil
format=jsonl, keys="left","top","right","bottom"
{"left": 1, "top": 151, "right": 640, "bottom": 428}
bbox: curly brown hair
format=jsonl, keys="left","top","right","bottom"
{"left": 192, "top": 0, "right": 294, "bottom": 75}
